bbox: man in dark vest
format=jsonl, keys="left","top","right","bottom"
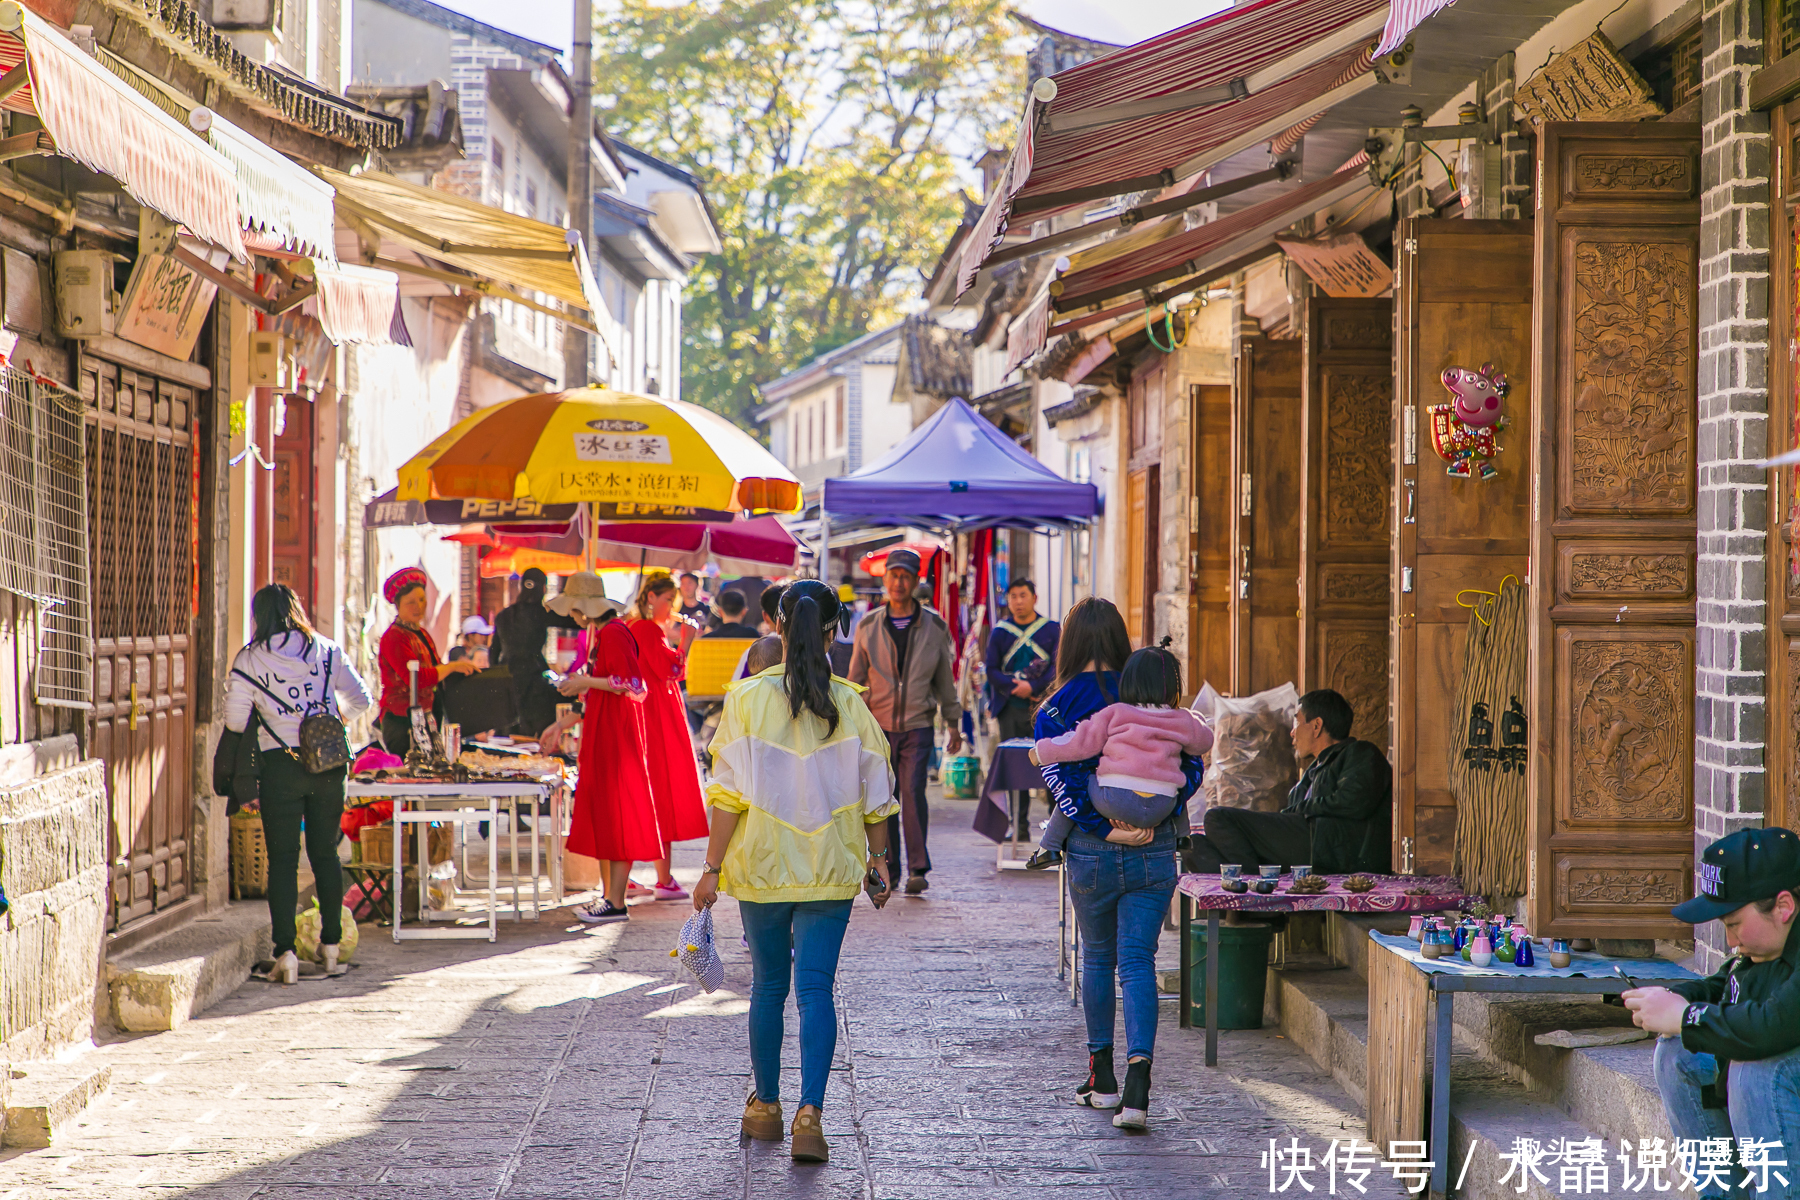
{"left": 984, "top": 578, "right": 1060, "bottom": 839}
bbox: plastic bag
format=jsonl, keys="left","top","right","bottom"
{"left": 293, "top": 898, "right": 361, "bottom": 964}
{"left": 1198, "top": 681, "right": 1301, "bottom": 814}
{"left": 671, "top": 906, "right": 725, "bottom": 993}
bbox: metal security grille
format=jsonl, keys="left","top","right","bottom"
{"left": 86, "top": 423, "right": 190, "bottom": 641}
{"left": 0, "top": 368, "right": 91, "bottom": 708}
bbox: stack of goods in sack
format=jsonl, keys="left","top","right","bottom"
{"left": 458, "top": 749, "right": 563, "bottom": 778}
{"left": 1195, "top": 682, "right": 1301, "bottom": 813}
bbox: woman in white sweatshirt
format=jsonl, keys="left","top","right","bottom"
{"left": 222, "top": 584, "right": 373, "bottom": 983}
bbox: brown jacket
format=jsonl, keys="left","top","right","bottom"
{"left": 847, "top": 603, "right": 961, "bottom": 734}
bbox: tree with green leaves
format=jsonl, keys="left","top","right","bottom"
{"left": 594, "top": 0, "right": 1019, "bottom": 427}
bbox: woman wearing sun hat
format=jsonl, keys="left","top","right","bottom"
{"left": 539, "top": 572, "right": 664, "bottom": 923}
{"left": 376, "top": 568, "right": 477, "bottom": 755}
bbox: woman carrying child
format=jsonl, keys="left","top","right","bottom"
{"left": 1031, "top": 600, "right": 1204, "bottom": 1130}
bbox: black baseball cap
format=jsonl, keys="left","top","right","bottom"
{"left": 1672, "top": 828, "right": 1800, "bottom": 923}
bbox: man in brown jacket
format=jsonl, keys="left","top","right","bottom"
{"left": 848, "top": 548, "right": 962, "bottom": 894}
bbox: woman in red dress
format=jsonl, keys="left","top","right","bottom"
{"left": 541, "top": 572, "right": 662, "bottom": 924}
{"left": 627, "top": 571, "right": 709, "bottom": 898}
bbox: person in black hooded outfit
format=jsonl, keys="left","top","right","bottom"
{"left": 492, "top": 567, "right": 580, "bottom": 740}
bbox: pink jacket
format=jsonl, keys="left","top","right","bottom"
{"left": 1034, "top": 703, "right": 1213, "bottom": 795}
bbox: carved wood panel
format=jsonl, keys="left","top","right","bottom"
{"left": 1319, "top": 621, "right": 1390, "bottom": 753}
{"left": 1564, "top": 237, "right": 1695, "bottom": 515}
{"left": 1321, "top": 366, "right": 1390, "bottom": 550}
{"left": 1320, "top": 564, "right": 1387, "bottom": 606}
{"left": 1531, "top": 123, "right": 1698, "bottom": 941}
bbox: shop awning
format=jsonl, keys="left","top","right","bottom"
{"left": 954, "top": 0, "right": 1391, "bottom": 295}
{"left": 206, "top": 113, "right": 337, "bottom": 260}
{"left": 312, "top": 165, "right": 604, "bottom": 318}
{"left": 311, "top": 262, "right": 401, "bottom": 346}
{"left": 0, "top": 7, "right": 244, "bottom": 259}
{"left": 1052, "top": 156, "right": 1371, "bottom": 311}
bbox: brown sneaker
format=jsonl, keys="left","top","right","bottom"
{"left": 790, "top": 1105, "right": 828, "bottom": 1162}
{"left": 742, "top": 1095, "right": 782, "bottom": 1141}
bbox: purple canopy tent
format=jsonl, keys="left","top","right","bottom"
{"left": 820, "top": 397, "right": 1098, "bottom": 528}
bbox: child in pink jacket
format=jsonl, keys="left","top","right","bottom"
{"left": 1030, "top": 645, "right": 1213, "bottom": 851}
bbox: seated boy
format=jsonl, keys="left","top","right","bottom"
{"left": 1623, "top": 828, "right": 1800, "bottom": 1198}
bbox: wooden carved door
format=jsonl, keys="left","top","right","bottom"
{"left": 1188, "top": 383, "right": 1233, "bottom": 696}
{"left": 271, "top": 397, "right": 315, "bottom": 610}
{"left": 1300, "top": 297, "right": 1392, "bottom": 753}
{"left": 84, "top": 357, "right": 198, "bottom": 932}
{"left": 1393, "top": 219, "right": 1534, "bottom": 877}
{"left": 1527, "top": 123, "right": 1699, "bottom": 940}
{"left": 1230, "top": 335, "right": 1302, "bottom": 695}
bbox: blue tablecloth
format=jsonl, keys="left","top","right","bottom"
{"left": 973, "top": 740, "right": 1045, "bottom": 844}
{"left": 1371, "top": 931, "right": 1699, "bottom": 982}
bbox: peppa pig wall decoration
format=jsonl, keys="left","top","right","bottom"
{"left": 1429, "top": 363, "right": 1509, "bottom": 480}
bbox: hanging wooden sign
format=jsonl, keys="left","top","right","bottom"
{"left": 115, "top": 251, "right": 216, "bottom": 360}
{"left": 1275, "top": 232, "right": 1390, "bottom": 298}
{"left": 1514, "top": 32, "right": 1664, "bottom": 126}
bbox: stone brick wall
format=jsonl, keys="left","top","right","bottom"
{"left": 1480, "top": 52, "right": 1532, "bottom": 219}
{"left": 0, "top": 761, "right": 108, "bottom": 1061}
{"left": 1695, "top": 0, "right": 1773, "bottom": 970}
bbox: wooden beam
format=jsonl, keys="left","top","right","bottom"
{"left": 1751, "top": 49, "right": 1800, "bottom": 111}
{"left": 171, "top": 244, "right": 278, "bottom": 315}
{"left": 0, "top": 129, "right": 54, "bottom": 165}
{"left": 1047, "top": 79, "right": 1247, "bottom": 135}
{"left": 0, "top": 62, "right": 31, "bottom": 106}
{"left": 369, "top": 256, "right": 600, "bottom": 335}
{"left": 1013, "top": 170, "right": 1175, "bottom": 217}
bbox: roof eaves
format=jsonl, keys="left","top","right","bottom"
{"left": 357, "top": 0, "right": 560, "bottom": 62}
{"left": 758, "top": 323, "right": 905, "bottom": 399}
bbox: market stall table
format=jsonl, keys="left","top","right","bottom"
{"left": 344, "top": 774, "right": 563, "bottom": 943}
{"left": 1364, "top": 931, "right": 1698, "bottom": 1200}
{"left": 1177, "top": 873, "right": 1472, "bottom": 1066}
{"left": 976, "top": 738, "right": 1045, "bottom": 869}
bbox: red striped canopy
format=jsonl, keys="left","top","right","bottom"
{"left": 956, "top": 0, "right": 1387, "bottom": 296}
{"left": 1053, "top": 156, "right": 1372, "bottom": 310}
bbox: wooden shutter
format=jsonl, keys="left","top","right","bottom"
{"left": 1126, "top": 468, "right": 1148, "bottom": 646}
{"left": 1393, "top": 219, "right": 1535, "bottom": 876}
{"left": 1231, "top": 336, "right": 1302, "bottom": 695}
{"left": 1301, "top": 297, "right": 1392, "bottom": 752}
{"left": 1189, "top": 383, "right": 1233, "bottom": 696}
{"left": 1527, "top": 123, "right": 1700, "bottom": 939}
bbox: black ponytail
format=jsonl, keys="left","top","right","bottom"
{"left": 779, "top": 581, "right": 842, "bottom": 736}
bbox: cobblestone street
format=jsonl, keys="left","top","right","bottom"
{"left": 4, "top": 791, "right": 1401, "bottom": 1200}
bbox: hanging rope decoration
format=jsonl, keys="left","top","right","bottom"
{"left": 1144, "top": 302, "right": 1191, "bottom": 354}
{"left": 1448, "top": 575, "right": 1528, "bottom": 900}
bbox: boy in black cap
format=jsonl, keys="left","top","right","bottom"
{"left": 1623, "top": 827, "right": 1800, "bottom": 1196}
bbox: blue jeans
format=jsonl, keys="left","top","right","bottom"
{"left": 1066, "top": 824, "right": 1179, "bottom": 1061}
{"left": 1655, "top": 1036, "right": 1800, "bottom": 1198}
{"left": 1041, "top": 777, "right": 1187, "bottom": 850}
{"left": 739, "top": 899, "right": 853, "bottom": 1110}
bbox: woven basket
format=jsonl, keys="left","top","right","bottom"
{"left": 229, "top": 812, "right": 269, "bottom": 900}
{"left": 359, "top": 821, "right": 453, "bottom": 867}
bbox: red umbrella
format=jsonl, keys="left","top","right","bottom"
{"left": 587, "top": 515, "right": 802, "bottom": 573}
{"left": 860, "top": 542, "right": 942, "bottom": 577}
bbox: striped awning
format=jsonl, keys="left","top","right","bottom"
{"left": 1004, "top": 291, "right": 1053, "bottom": 374}
{"left": 208, "top": 115, "right": 337, "bottom": 261}
{"left": 0, "top": 8, "right": 244, "bottom": 260}
{"left": 1052, "top": 156, "right": 1372, "bottom": 311}
{"left": 311, "top": 262, "right": 401, "bottom": 346}
{"left": 955, "top": 0, "right": 1389, "bottom": 296}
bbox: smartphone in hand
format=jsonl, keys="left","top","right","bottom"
{"left": 865, "top": 866, "right": 890, "bottom": 909}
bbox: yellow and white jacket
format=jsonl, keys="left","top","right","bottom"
{"left": 706, "top": 666, "right": 897, "bottom": 903}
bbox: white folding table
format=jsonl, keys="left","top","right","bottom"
{"left": 344, "top": 776, "right": 562, "bottom": 943}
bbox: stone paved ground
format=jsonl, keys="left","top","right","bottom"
{"left": 3, "top": 790, "right": 1408, "bottom": 1200}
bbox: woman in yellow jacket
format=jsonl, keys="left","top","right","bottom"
{"left": 692, "top": 579, "right": 895, "bottom": 1164}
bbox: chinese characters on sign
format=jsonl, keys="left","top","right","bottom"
{"left": 115, "top": 252, "right": 217, "bottom": 360}
{"left": 557, "top": 468, "right": 703, "bottom": 504}
{"left": 572, "top": 432, "right": 673, "bottom": 464}
{"left": 1259, "top": 1136, "right": 1790, "bottom": 1195}
{"left": 1462, "top": 695, "right": 1527, "bottom": 774}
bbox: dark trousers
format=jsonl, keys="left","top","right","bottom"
{"left": 260, "top": 753, "right": 346, "bottom": 957}
{"left": 996, "top": 702, "right": 1040, "bottom": 839}
{"left": 1184, "top": 807, "right": 1312, "bottom": 874}
{"left": 883, "top": 727, "right": 934, "bottom": 877}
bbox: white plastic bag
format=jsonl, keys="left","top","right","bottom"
{"left": 1198, "top": 681, "right": 1301, "bottom": 813}
{"left": 672, "top": 906, "right": 725, "bottom": 993}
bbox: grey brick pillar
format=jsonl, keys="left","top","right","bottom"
{"left": 1696, "top": 0, "right": 1773, "bottom": 968}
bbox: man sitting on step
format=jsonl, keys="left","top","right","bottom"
{"left": 1624, "top": 828, "right": 1800, "bottom": 1198}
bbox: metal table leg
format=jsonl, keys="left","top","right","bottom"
{"left": 1204, "top": 910, "right": 1221, "bottom": 1066}
{"left": 529, "top": 787, "right": 542, "bottom": 918}
{"left": 1431, "top": 986, "right": 1454, "bottom": 1198}
{"left": 487, "top": 795, "right": 498, "bottom": 942}
{"left": 509, "top": 796, "right": 521, "bottom": 921}
{"left": 1179, "top": 895, "right": 1192, "bottom": 1030}
{"left": 391, "top": 795, "right": 404, "bottom": 943}
{"left": 1058, "top": 860, "right": 1067, "bottom": 982}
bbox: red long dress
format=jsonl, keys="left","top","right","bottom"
{"left": 627, "top": 617, "right": 709, "bottom": 844}
{"left": 565, "top": 619, "right": 663, "bottom": 862}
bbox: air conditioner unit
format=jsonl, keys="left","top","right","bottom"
{"left": 249, "top": 331, "right": 291, "bottom": 389}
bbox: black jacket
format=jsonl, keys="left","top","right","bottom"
{"left": 210, "top": 708, "right": 263, "bottom": 814}
{"left": 492, "top": 597, "right": 579, "bottom": 681}
{"left": 1671, "top": 920, "right": 1800, "bottom": 1084}
{"left": 1283, "top": 738, "right": 1393, "bottom": 874}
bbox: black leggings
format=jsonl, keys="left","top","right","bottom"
{"left": 260, "top": 752, "right": 346, "bottom": 956}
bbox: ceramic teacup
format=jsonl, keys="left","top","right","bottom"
{"left": 1292, "top": 865, "right": 1313, "bottom": 880}
{"left": 1220, "top": 864, "right": 1242, "bottom": 883}
{"left": 1259, "top": 864, "right": 1281, "bottom": 881}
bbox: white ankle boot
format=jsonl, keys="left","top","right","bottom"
{"left": 322, "top": 944, "right": 347, "bottom": 977}
{"left": 267, "top": 950, "right": 298, "bottom": 984}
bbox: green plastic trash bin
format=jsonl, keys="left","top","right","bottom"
{"left": 941, "top": 755, "right": 981, "bottom": 798}
{"left": 1186, "top": 922, "right": 1275, "bottom": 1030}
